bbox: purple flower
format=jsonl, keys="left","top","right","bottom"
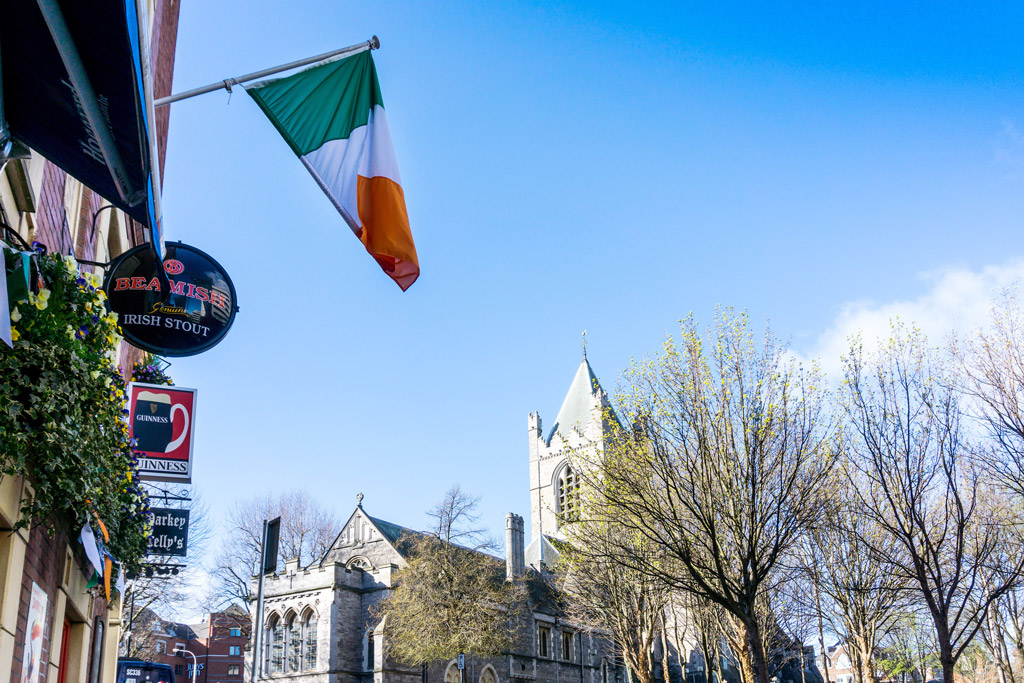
{"left": 75, "top": 325, "right": 89, "bottom": 340}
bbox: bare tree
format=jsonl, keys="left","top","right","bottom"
{"left": 586, "top": 310, "right": 835, "bottom": 683}
{"left": 961, "top": 292, "right": 1024, "bottom": 498}
{"left": 804, "top": 474, "right": 910, "bottom": 683}
{"left": 376, "top": 486, "right": 526, "bottom": 665}
{"left": 841, "top": 322, "right": 1024, "bottom": 683}
{"left": 207, "top": 490, "right": 338, "bottom": 613}
{"left": 557, "top": 492, "right": 671, "bottom": 683}
{"left": 120, "top": 488, "right": 211, "bottom": 657}
{"left": 685, "top": 593, "right": 728, "bottom": 683}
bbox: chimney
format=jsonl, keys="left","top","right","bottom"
{"left": 506, "top": 513, "right": 525, "bottom": 580}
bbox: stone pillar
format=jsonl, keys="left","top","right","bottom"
{"left": 506, "top": 513, "right": 525, "bottom": 580}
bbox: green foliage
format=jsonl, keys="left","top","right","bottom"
{"left": 0, "top": 250, "right": 151, "bottom": 572}
{"left": 131, "top": 354, "right": 173, "bottom": 386}
{"left": 376, "top": 532, "right": 526, "bottom": 664}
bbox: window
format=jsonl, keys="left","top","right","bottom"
{"left": 556, "top": 465, "right": 579, "bottom": 520}
{"left": 229, "top": 645, "right": 241, "bottom": 656}
{"left": 288, "top": 614, "right": 301, "bottom": 672}
{"left": 175, "top": 643, "right": 185, "bottom": 653}
{"left": 155, "top": 640, "right": 166, "bottom": 654}
{"left": 229, "top": 628, "right": 242, "bottom": 637}
{"left": 366, "top": 632, "right": 375, "bottom": 671}
{"left": 267, "top": 615, "right": 284, "bottom": 674}
{"left": 538, "top": 625, "right": 551, "bottom": 658}
{"left": 445, "top": 663, "right": 461, "bottom": 683}
{"left": 228, "top": 665, "right": 240, "bottom": 676}
{"left": 481, "top": 667, "right": 497, "bottom": 683}
{"left": 175, "top": 665, "right": 184, "bottom": 676}
{"left": 561, "top": 631, "right": 573, "bottom": 661}
{"left": 303, "top": 612, "right": 318, "bottom": 670}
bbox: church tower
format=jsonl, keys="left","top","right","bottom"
{"left": 525, "top": 354, "right": 611, "bottom": 570}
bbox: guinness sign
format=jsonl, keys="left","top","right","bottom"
{"left": 104, "top": 243, "right": 238, "bottom": 357}
{"left": 129, "top": 383, "right": 197, "bottom": 484}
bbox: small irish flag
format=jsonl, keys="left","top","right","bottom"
{"left": 246, "top": 49, "right": 419, "bottom": 290}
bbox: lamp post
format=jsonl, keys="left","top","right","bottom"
{"left": 174, "top": 646, "right": 198, "bottom": 683}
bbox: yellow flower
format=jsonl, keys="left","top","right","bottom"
{"left": 10, "top": 327, "right": 19, "bottom": 342}
{"left": 10, "top": 308, "right": 20, "bottom": 323}
{"left": 30, "top": 288, "right": 50, "bottom": 310}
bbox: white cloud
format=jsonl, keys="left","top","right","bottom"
{"left": 797, "top": 261, "right": 1024, "bottom": 381}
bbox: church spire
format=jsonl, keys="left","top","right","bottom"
{"left": 546, "top": 353, "right": 604, "bottom": 444}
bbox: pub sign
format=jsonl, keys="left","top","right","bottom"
{"left": 129, "top": 382, "right": 197, "bottom": 483}
{"left": 103, "top": 242, "right": 238, "bottom": 357}
{"left": 149, "top": 508, "right": 190, "bottom": 557}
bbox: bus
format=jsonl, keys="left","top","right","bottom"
{"left": 116, "top": 659, "right": 175, "bottom": 683}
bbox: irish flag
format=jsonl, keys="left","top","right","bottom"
{"left": 246, "top": 50, "right": 419, "bottom": 290}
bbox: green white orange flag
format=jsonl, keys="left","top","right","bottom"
{"left": 245, "top": 50, "right": 419, "bottom": 290}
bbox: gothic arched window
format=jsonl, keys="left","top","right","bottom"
{"left": 287, "top": 613, "right": 301, "bottom": 672}
{"left": 445, "top": 662, "right": 461, "bottom": 683}
{"left": 303, "top": 611, "right": 318, "bottom": 670}
{"left": 556, "top": 464, "right": 579, "bottom": 520}
{"left": 266, "top": 614, "right": 284, "bottom": 674}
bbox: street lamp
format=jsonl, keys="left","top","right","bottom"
{"left": 173, "top": 646, "right": 198, "bottom": 683}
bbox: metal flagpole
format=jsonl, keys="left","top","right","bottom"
{"left": 155, "top": 36, "right": 380, "bottom": 108}
{"left": 251, "top": 519, "right": 269, "bottom": 683}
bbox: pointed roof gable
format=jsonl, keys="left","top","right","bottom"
{"left": 319, "top": 505, "right": 430, "bottom": 566}
{"left": 547, "top": 358, "right": 604, "bottom": 443}
{"left": 524, "top": 534, "right": 562, "bottom": 570}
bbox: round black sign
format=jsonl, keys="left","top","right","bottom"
{"left": 103, "top": 242, "right": 238, "bottom": 357}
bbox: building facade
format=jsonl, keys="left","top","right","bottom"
{"left": 137, "top": 607, "right": 250, "bottom": 683}
{"left": 0, "top": 1, "right": 180, "bottom": 681}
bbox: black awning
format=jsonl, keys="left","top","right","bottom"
{"left": 1, "top": 0, "right": 161, "bottom": 251}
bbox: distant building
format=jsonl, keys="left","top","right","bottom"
{"left": 138, "top": 606, "right": 250, "bottom": 683}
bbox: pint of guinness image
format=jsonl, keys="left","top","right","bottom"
{"left": 134, "top": 391, "right": 190, "bottom": 454}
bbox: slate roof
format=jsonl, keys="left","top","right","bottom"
{"left": 368, "top": 515, "right": 421, "bottom": 546}
{"left": 547, "top": 358, "right": 603, "bottom": 443}
{"left": 524, "top": 534, "right": 562, "bottom": 570}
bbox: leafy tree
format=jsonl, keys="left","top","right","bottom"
{"left": 584, "top": 309, "right": 835, "bottom": 683}
{"left": 376, "top": 486, "right": 526, "bottom": 665}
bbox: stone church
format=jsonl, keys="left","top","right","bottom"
{"left": 249, "top": 357, "right": 637, "bottom": 683}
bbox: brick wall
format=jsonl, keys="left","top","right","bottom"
{"left": 150, "top": 0, "right": 181, "bottom": 180}
{"left": 33, "top": 162, "right": 71, "bottom": 255}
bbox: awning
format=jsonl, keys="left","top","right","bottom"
{"left": 0, "top": 0, "right": 163, "bottom": 256}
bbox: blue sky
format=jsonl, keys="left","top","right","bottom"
{"left": 159, "top": 0, "right": 1024, "bottom": 602}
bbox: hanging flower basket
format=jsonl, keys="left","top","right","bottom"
{"left": 1, "top": 247, "right": 151, "bottom": 571}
